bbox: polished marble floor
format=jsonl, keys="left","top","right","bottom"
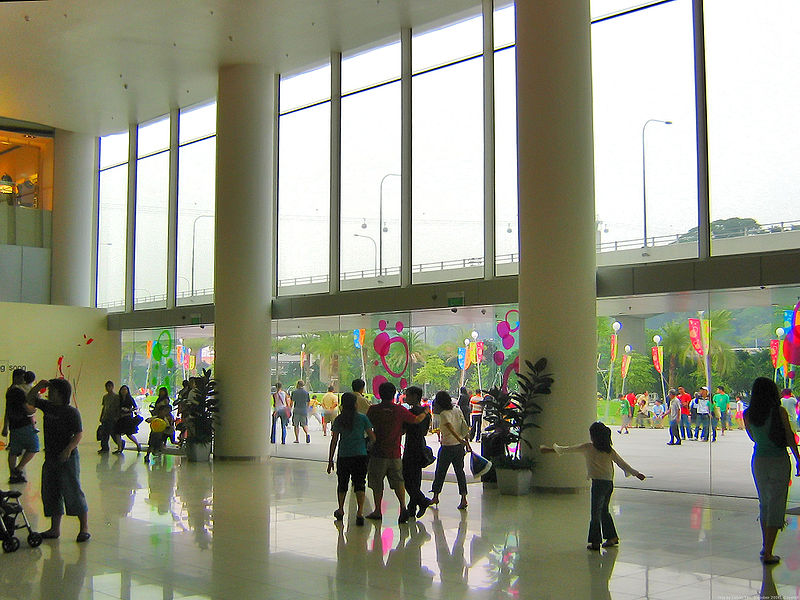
{"left": 3, "top": 447, "right": 800, "bottom": 600}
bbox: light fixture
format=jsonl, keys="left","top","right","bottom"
{"left": 506, "top": 223, "right": 512, "bottom": 234}
{"left": 653, "top": 334, "right": 662, "bottom": 345}
{"left": 361, "top": 219, "right": 367, "bottom": 229}
{"left": 612, "top": 321, "right": 621, "bottom": 333}
{"left": 382, "top": 222, "right": 388, "bottom": 233}
{"left": 777, "top": 327, "right": 785, "bottom": 338}
{"left": 464, "top": 339, "right": 470, "bottom": 347}
{"left": 624, "top": 344, "right": 632, "bottom": 353}
{"left": 471, "top": 330, "right": 479, "bottom": 340}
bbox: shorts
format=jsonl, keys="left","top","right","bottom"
{"left": 323, "top": 410, "right": 338, "bottom": 423}
{"left": 8, "top": 424, "right": 40, "bottom": 456}
{"left": 337, "top": 454, "right": 368, "bottom": 493}
{"left": 367, "top": 456, "right": 404, "bottom": 491}
{"left": 292, "top": 413, "right": 308, "bottom": 427}
{"left": 41, "top": 451, "right": 88, "bottom": 517}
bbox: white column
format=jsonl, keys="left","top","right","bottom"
{"left": 51, "top": 129, "right": 96, "bottom": 307}
{"left": 516, "top": 1, "right": 597, "bottom": 490}
{"left": 214, "top": 64, "right": 273, "bottom": 460}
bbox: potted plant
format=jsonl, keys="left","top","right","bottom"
{"left": 182, "top": 368, "right": 218, "bottom": 462}
{"left": 480, "top": 357, "right": 552, "bottom": 495}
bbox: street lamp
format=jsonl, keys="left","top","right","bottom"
{"left": 378, "top": 173, "right": 401, "bottom": 276}
{"left": 621, "top": 344, "right": 633, "bottom": 396}
{"left": 301, "top": 343, "right": 306, "bottom": 383}
{"left": 642, "top": 119, "right": 672, "bottom": 247}
{"left": 353, "top": 233, "right": 378, "bottom": 276}
{"left": 653, "top": 334, "right": 667, "bottom": 404}
{"left": 471, "top": 330, "right": 482, "bottom": 392}
{"left": 191, "top": 214, "right": 215, "bottom": 295}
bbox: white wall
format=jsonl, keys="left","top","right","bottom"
{"left": 0, "top": 302, "right": 120, "bottom": 442}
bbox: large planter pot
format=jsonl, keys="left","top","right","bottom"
{"left": 185, "top": 441, "right": 212, "bottom": 462}
{"left": 496, "top": 467, "right": 532, "bottom": 495}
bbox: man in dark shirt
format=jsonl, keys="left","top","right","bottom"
{"left": 26, "top": 378, "right": 90, "bottom": 542}
{"left": 457, "top": 387, "right": 471, "bottom": 424}
{"left": 4, "top": 387, "right": 39, "bottom": 483}
{"left": 365, "top": 381, "right": 430, "bottom": 523}
{"left": 402, "top": 386, "right": 433, "bottom": 518}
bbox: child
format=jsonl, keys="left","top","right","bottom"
{"left": 540, "top": 422, "right": 646, "bottom": 551}
{"left": 144, "top": 403, "right": 174, "bottom": 463}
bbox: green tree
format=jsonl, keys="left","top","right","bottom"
{"left": 414, "top": 355, "right": 458, "bottom": 393}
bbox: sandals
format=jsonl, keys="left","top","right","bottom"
{"left": 457, "top": 501, "right": 468, "bottom": 510}
{"left": 762, "top": 555, "right": 781, "bottom": 565}
{"left": 76, "top": 532, "right": 91, "bottom": 543}
{"left": 602, "top": 538, "right": 619, "bottom": 548}
{"left": 333, "top": 509, "right": 344, "bottom": 521}
{"left": 364, "top": 511, "right": 382, "bottom": 520}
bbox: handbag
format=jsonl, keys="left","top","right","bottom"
{"left": 422, "top": 446, "right": 435, "bottom": 467}
{"left": 96, "top": 425, "right": 103, "bottom": 441}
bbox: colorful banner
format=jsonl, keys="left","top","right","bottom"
{"left": 457, "top": 347, "right": 466, "bottom": 369}
{"left": 621, "top": 354, "right": 631, "bottom": 379}
{"left": 353, "top": 329, "right": 365, "bottom": 349}
{"left": 651, "top": 346, "right": 663, "bottom": 374}
{"left": 688, "top": 318, "right": 704, "bottom": 356}
{"left": 783, "top": 301, "right": 800, "bottom": 366}
{"left": 468, "top": 342, "right": 478, "bottom": 364}
{"left": 300, "top": 351, "right": 306, "bottom": 368}
{"left": 146, "top": 340, "right": 153, "bottom": 360}
{"left": 771, "top": 339, "right": 780, "bottom": 368}
{"left": 464, "top": 346, "right": 473, "bottom": 369}
{"left": 476, "top": 341, "right": 484, "bottom": 364}
{"left": 176, "top": 345, "right": 184, "bottom": 364}
{"left": 702, "top": 319, "right": 711, "bottom": 355}
{"left": 610, "top": 334, "right": 618, "bottom": 363}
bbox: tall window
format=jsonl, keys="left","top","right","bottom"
{"left": 705, "top": 0, "right": 800, "bottom": 255}
{"left": 340, "top": 41, "right": 402, "bottom": 290}
{"left": 412, "top": 14, "right": 485, "bottom": 283}
{"left": 591, "top": 0, "right": 698, "bottom": 265}
{"left": 97, "top": 131, "right": 129, "bottom": 311}
{"left": 494, "top": 4, "right": 518, "bottom": 276}
{"left": 134, "top": 115, "right": 170, "bottom": 309}
{"left": 177, "top": 102, "right": 217, "bottom": 305}
{"left": 277, "top": 64, "right": 331, "bottom": 295}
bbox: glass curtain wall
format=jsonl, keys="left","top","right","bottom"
{"left": 340, "top": 41, "right": 402, "bottom": 290}
{"left": 97, "top": 131, "right": 129, "bottom": 311}
{"left": 177, "top": 102, "right": 217, "bottom": 305}
{"left": 591, "top": 0, "right": 699, "bottom": 266}
{"left": 493, "top": 4, "right": 518, "bottom": 276}
{"left": 134, "top": 115, "right": 170, "bottom": 309}
{"left": 705, "top": 0, "right": 800, "bottom": 256}
{"left": 277, "top": 64, "right": 331, "bottom": 296}
{"left": 411, "top": 13, "right": 485, "bottom": 283}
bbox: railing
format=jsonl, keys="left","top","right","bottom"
{"left": 596, "top": 218, "right": 800, "bottom": 253}
{"left": 96, "top": 220, "right": 800, "bottom": 309}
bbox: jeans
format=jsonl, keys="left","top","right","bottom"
{"left": 710, "top": 415, "right": 719, "bottom": 441}
{"left": 588, "top": 479, "right": 618, "bottom": 546}
{"left": 270, "top": 409, "right": 289, "bottom": 444}
{"left": 98, "top": 419, "right": 116, "bottom": 450}
{"left": 697, "top": 414, "right": 710, "bottom": 440}
{"left": 669, "top": 420, "right": 681, "bottom": 444}
{"left": 470, "top": 414, "right": 482, "bottom": 441}
{"left": 432, "top": 444, "right": 468, "bottom": 496}
{"left": 41, "top": 450, "right": 88, "bottom": 517}
{"left": 402, "top": 451, "right": 427, "bottom": 508}
{"left": 679, "top": 414, "right": 691, "bottom": 439}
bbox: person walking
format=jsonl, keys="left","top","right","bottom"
{"left": 780, "top": 388, "right": 797, "bottom": 433}
{"left": 327, "top": 392, "right": 375, "bottom": 526}
{"left": 365, "top": 381, "right": 430, "bottom": 523}
{"left": 744, "top": 377, "right": 800, "bottom": 565}
{"left": 713, "top": 385, "right": 731, "bottom": 437}
{"left": 617, "top": 395, "right": 630, "bottom": 434}
{"left": 4, "top": 387, "right": 39, "bottom": 483}
{"left": 98, "top": 381, "right": 121, "bottom": 454}
{"left": 677, "top": 386, "right": 692, "bottom": 440}
{"left": 540, "top": 422, "right": 645, "bottom": 551}
{"left": 402, "top": 386, "right": 433, "bottom": 518}
{"left": 695, "top": 390, "right": 711, "bottom": 441}
{"left": 430, "top": 391, "right": 471, "bottom": 511}
{"left": 457, "top": 387, "right": 471, "bottom": 425}
{"left": 270, "top": 382, "right": 290, "bottom": 444}
{"left": 113, "top": 385, "right": 142, "bottom": 453}
{"left": 26, "top": 378, "right": 90, "bottom": 542}
{"left": 469, "top": 391, "right": 483, "bottom": 442}
{"left": 291, "top": 380, "right": 311, "bottom": 444}
{"left": 321, "top": 385, "right": 339, "bottom": 436}
{"left": 666, "top": 389, "right": 682, "bottom": 446}
{"left": 352, "top": 378, "right": 371, "bottom": 414}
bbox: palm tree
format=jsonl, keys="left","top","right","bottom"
{"left": 659, "top": 320, "right": 691, "bottom": 389}
{"left": 311, "top": 332, "right": 354, "bottom": 391}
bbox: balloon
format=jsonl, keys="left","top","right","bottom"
{"left": 493, "top": 350, "right": 505, "bottom": 366}
{"left": 150, "top": 418, "right": 167, "bottom": 433}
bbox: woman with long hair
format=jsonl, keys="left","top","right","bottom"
{"left": 430, "top": 391, "right": 471, "bottom": 510}
{"left": 744, "top": 377, "right": 800, "bottom": 565}
{"left": 327, "top": 392, "right": 375, "bottom": 526}
{"left": 113, "top": 385, "right": 142, "bottom": 453}
{"left": 541, "top": 421, "right": 645, "bottom": 550}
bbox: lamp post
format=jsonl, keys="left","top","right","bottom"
{"left": 605, "top": 321, "right": 622, "bottom": 404}
{"left": 621, "top": 344, "right": 632, "bottom": 396}
{"left": 775, "top": 327, "right": 786, "bottom": 384}
{"left": 641, "top": 119, "right": 672, "bottom": 247}
{"left": 653, "top": 334, "right": 667, "bottom": 405}
{"left": 191, "top": 214, "right": 215, "bottom": 295}
{"left": 301, "top": 343, "right": 306, "bottom": 383}
{"left": 471, "top": 330, "right": 482, "bottom": 392}
{"left": 353, "top": 233, "right": 378, "bottom": 276}
{"left": 378, "top": 173, "right": 401, "bottom": 276}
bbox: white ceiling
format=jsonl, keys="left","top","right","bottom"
{"left": 1, "top": 0, "right": 480, "bottom": 136}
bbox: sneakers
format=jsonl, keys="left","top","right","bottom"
{"left": 398, "top": 508, "right": 410, "bottom": 524}
{"left": 306, "top": 434, "right": 311, "bottom": 444}
{"left": 8, "top": 469, "right": 25, "bottom": 484}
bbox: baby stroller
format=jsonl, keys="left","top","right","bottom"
{"left": 0, "top": 490, "right": 42, "bottom": 552}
